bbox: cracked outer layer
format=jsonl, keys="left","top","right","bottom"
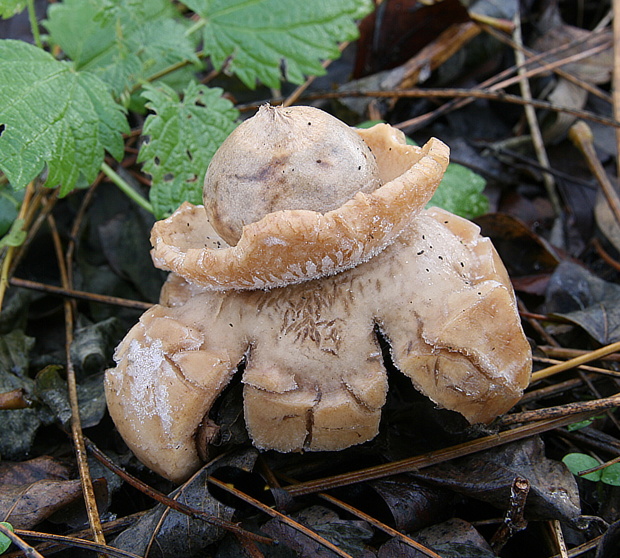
{"left": 150, "top": 126, "right": 449, "bottom": 291}
{"left": 105, "top": 208, "right": 532, "bottom": 483}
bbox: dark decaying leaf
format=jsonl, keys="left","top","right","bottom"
{"left": 34, "top": 365, "right": 106, "bottom": 429}
{"left": 112, "top": 449, "right": 258, "bottom": 558}
{"left": 379, "top": 518, "right": 496, "bottom": 558}
{"left": 0, "top": 455, "right": 72, "bottom": 485}
{"left": 98, "top": 211, "right": 165, "bottom": 304}
{"left": 354, "top": 0, "right": 470, "bottom": 78}
{"left": 70, "top": 317, "right": 124, "bottom": 376}
{"left": 0, "top": 330, "right": 44, "bottom": 460}
{"left": 475, "top": 213, "right": 561, "bottom": 295}
{"left": 411, "top": 437, "right": 581, "bottom": 523}
{"left": 0, "top": 288, "right": 30, "bottom": 334}
{"left": 545, "top": 260, "right": 620, "bottom": 344}
{"left": 362, "top": 475, "right": 455, "bottom": 532}
{"left": 261, "top": 505, "right": 375, "bottom": 558}
{"left": 596, "top": 519, "right": 620, "bottom": 558}
{"left": 532, "top": 6, "right": 613, "bottom": 85}
{"left": 0, "top": 479, "right": 83, "bottom": 529}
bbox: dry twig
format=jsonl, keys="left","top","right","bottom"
{"left": 48, "top": 213, "right": 107, "bottom": 553}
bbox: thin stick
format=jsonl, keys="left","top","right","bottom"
{"left": 0, "top": 182, "right": 34, "bottom": 310}
{"left": 9, "top": 277, "right": 152, "bottom": 310}
{"left": 533, "top": 355, "right": 620, "bottom": 378}
{"left": 48, "top": 214, "right": 107, "bottom": 553}
{"left": 282, "top": 42, "right": 349, "bottom": 108}
{"left": 0, "top": 523, "right": 44, "bottom": 558}
{"left": 393, "top": 30, "right": 612, "bottom": 131}
{"left": 531, "top": 340, "right": 620, "bottom": 382}
{"left": 490, "top": 476, "right": 530, "bottom": 553}
{"left": 315, "top": 492, "right": 443, "bottom": 558}
{"left": 497, "top": 392, "right": 620, "bottom": 426}
{"left": 284, "top": 412, "right": 599, "bottom": 497}
{"left": 539, "top": 344, "right": 620, "bottom": 362}
{"left": 14, "top": 530, "right": 142, "bottom": 558}
{"left": 513, "top": 10, "right": 561, "bottom": 216}
{"left": 550, "top": 520, "right": 569, "bottom": 558}
{"left": 85, "top": 440, "right": 273, "bottom": 544}
{"left": 613, "top": 0, "right": 620, "bottom": 179}
{"left": 547, "top": 535, "right": 601, "bottom": 558}
{"left": 482, "top": 23, "right": 612, "bottom": 103}
{"left": 570, "top": 120, "right": 620, "bottom": 226}
{"left": 208, "top": 476, "right": 355, "bottom": 558}
{"left": 297, "top": 89, "right": 620, "bottom": 128}
{"left": 273, "top": 470, "right": 443, "bottom": 558}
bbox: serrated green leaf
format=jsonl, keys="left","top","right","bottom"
{"left": 0, "top": 0, "right": 25, "bottom": 18}
{"left": 138, "top": 82, "right": 238, "bottom": 219}
{"left": 429, "top": 162, "right": 489, "bottom": 219}
{"left": 562, "top": 453, "right": 601, "bottom": 482}
{"left": 186, "top": 0, "right": 373, "bottom": 88}
{"left": 44, "top": 0, "right": 200, "bottom": 98}
{"left": 0, "top": 522, "right": 13, "bottom": 554}
{"left": 0, "top": 40, "right": 128, "bottom": 194}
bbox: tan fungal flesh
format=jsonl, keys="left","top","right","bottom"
{"left": 150, "top": 126, "right": 450, "bottom": 291}
{"left": 105, "top": 208, "right": 532, "bottom": 482}
{"left": 204, "top": 105, "right": 383, "bottom": 245}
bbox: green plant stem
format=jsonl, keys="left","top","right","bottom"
{"left": 27, "top": 0, "right": 42, "bottom": 49}
{"left": 100, "top": 162, "right": 153, "bottom": 214}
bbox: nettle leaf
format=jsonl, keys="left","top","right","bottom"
{"left": 0, "top": 0, "right": 26, "bottom": 18}
{"left": 44, "top": 0, "right": 199, "bottom": 98}
{"left": 186, "top": 0, "right": 373, "bottom": 88}
{"left": 0, "top": 40, "right": 128, "bottom": 194}
{"left": 139, "top": 82, "right": 238, "bottom": 219}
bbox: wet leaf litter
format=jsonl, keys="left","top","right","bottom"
{"left": 1, "top": 1, "right": 620, "bottom": 557}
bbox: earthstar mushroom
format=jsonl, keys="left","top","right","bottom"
{"left": 105, "top": 106, "right": 532, "bottom": 483}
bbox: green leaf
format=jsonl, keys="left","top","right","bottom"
{"left": 0, "top": 40, "right": 128, "bottom": 194}
{"left": 44, "top": 0, "right": 200, "bottom": 98}
{"left": 562, "top": 453, "right": 601, "bottom": 482}
{"left": 0, "top": 218, "right": 26, "bottom": 249}
{"left": 0, "top": 522, "right": 13, "bottom": 554}
{"left": 601, "top": 462, "right": 620, "bottom": 486}
{"left": 429, "top": 162, "right": 489, "bottom": 219}
{"left": 567, "top": 415, "right": 605, "bottom": 432}
{"left": 138, "top": 82, "right": 238, "bottom": 219}
{"left": 0, "top": 0, "right": 25, "bottom": 18}
{"left": 0, "top": 184, "right": 24, "bottom": 237}
{"left": 186, "top": 0, "right": 373, "bottom": 88}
